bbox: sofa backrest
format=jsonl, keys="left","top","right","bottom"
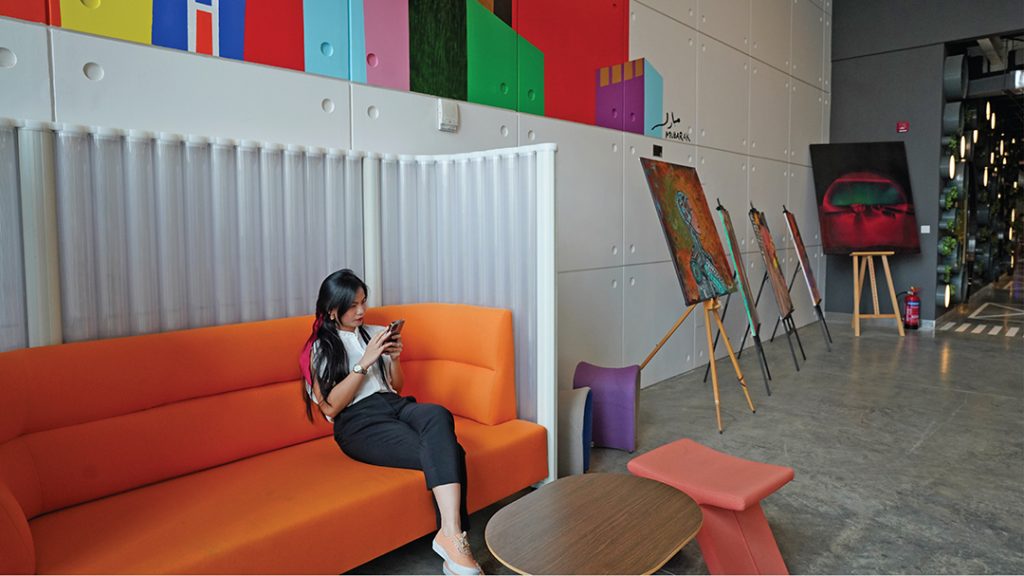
{"left": 365, "top": 304, "right": 516, "bottom": 426}
{"left": 0, "top": 303, "right": 515, "bottom": 520}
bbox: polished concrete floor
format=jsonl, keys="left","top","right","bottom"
{"left": 351, "top": 313, "right": 1024, "bottom": 575}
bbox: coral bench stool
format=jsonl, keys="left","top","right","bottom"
{"left": 627, "top": 439, "right": 794, "bottom": 575}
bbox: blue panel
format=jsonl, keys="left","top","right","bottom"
{"left": 152, "top": 0, "right": 187, "bottom": 51}
{"left": 349, "top": 0, "right": 366, "bottom": 83}
{"left": 219, "top": 0, "right": 246, "bottom": 60}
{"left": 195, "top": 0, "right": 213, "bottom": 5}
{"left": 644, "top": 61, "right": 664, "bottom": 139}
{"left": 303, "top": 0, "right": 350, "bottom": 79}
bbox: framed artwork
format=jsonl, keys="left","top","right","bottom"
{"left": 716, "top": 203, "right": 760, "bottom": 334}
{"left": 749, "top": 207, "right": 795, "bottom": 319}
{"left": 783, "top": 208, "right": 822, "bottom": 306}
{"left": 640, "top": 158, "right": 735, "bottom": 305}
{"left": 809, "top": 142, "right": 920, "bottom": 254}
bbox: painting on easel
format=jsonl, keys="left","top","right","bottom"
{"left": 749, "top": 208, "right": 795, "bottom": 318}
{"left": 809, "top": 142, "right": 920, "bottom": 255}
{"left": 640, "top": 158, "right": 735, "bottom": 305}
{"left": 716, "top": 203, "right": 760, "bottom": 331}
{"left": 783, "top": 208, "right": 822, "bottom": 306}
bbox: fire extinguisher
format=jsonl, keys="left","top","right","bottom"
{"left": 903, "top": 286, "right": 921, "bottom": 329}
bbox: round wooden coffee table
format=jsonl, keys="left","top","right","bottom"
{"left": 484, "top": 473, "right": 702, "bottom": 575}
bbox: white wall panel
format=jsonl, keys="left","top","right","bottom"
{"left": 750, "top": 0, "right": 791, "bottom": 73}
{"left": 351, "top": 83, "right": 517, "bottom": 155}
{"left": 823, "top": 12, "right": 832, "bottom": 92}
{"left": 698, "top": 35, "right": 750, "bottom": 155}
{"left": 698, "top": 0, "right": 750, "bottom": 54}
{"left": 790, "top": 0, "right": 824, "bottom": 89}
{"left": 787, "top": 164, "right": 821, "bottom": 247}
{"left": 749, "top": 157, "right": 790, "bottom": 250}
{"left": 823, "top": 94, "right": 831, "bottom": 141}
{"left": 623, "top": 261, "right": 697, "bottom": 388}
{"left": 0, "top": 18, "right": 52, "bottom": 122}
{"left": 749, "top": 61, "right": 791, "bottom": 162}
{"left": 624, "top": 134, "right": 696, "bottom": 265}
{"left": 51, "top": 30, "right": 350, "bottom": 148}
{"left": 630, "top": 3, "right": 697, "bottom": 144}
{"left": 698, "top": 147, "right": 749, "bottom": 254}
{"left": 558, "top": 268, "right": 624, "bottom": 390}
{"left": 521, "top": 115, "right": 623, "bottom": 272}
{"left": 789, "top": 81, "right": 824, "bottom": 166}
{"left": 635, "top": 0, "right": 698, "bottom": 29}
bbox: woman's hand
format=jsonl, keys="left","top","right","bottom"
{"left": 387, "top": 335, "right": 403, "bottom": 361}
{"left": 358, "top": 329, "right": 394, "bottom": 369}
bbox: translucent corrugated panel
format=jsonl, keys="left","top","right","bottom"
{"left": 0, "top": 124, "right": 27, "bottom": 352}
{"left": 37, "top": 126, "right": 365, "bottom": 342}
{"left": 380, "top": 149, "right": 542, "bottom": 422}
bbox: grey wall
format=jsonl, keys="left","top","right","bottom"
{"left": 826, "top": 0, "right": 1024, "bottom": 320}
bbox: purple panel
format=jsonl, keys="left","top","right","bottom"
{"left": 573, "top": 361, "right": 639, "bottom": 452}
{"left": 622, "top": 73, "right": 644, "bottom": 135}
{"left": 595, "top": 67, "right": 623, "bottom": 131}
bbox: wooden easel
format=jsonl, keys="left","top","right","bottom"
{"left": 769, "top": 262, "right": 833, "bottom": 352}
{"left": 851, "top": 251, "right": 904, "bottom": 336}
{"left": 641, "top": 298, "right": 756, "bottom": 433}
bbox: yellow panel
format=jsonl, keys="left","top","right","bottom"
{"left": 612, "top": 64, "right": 621, "bottom": 84}
{"left": 61, "top": 0, "right": 154, "bottom": 45}
{"left": 600, "top": 67, "right": 609, "bottom": 87}
{"left": 635, "top": 59, "right": 644, "bottom": 77}
{"left": 624, "top": 60, "right": 633, "bottom": 81}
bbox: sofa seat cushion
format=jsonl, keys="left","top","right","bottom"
{"left": 31, "top": 416, "right": 547, "bottom": 574}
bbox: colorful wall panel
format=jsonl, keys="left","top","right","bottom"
{"left": 348, "top": 0, "right": 365, "bottom": 82}
{"left": 303, "top": 0, "right": 349, "bottom": 79}
{"left": 643, "top": 61, "right": 663, "bottom": 139}
{"left": 595, "top": 58, "right": 660, "bottom": 136}
{"left": 517, "top": 36, "right": 544, "bottom": 116}
{"left": 153, "top": 0, "right": 245, "bottom": 60}
{"left": 364, "top": 0, "right": 409, "bottom": 90}
{"left": 60, "top": 0, "right": 152, "bottom": 45}
{"left": 243, "top": 0, "right": 303, "bottom": 70}
{"left": 0, "top": 0, "right": 49, "bottom": 24}
{"left": 467, "top": 0, "right": 516, "bottom": 111}
{"left": 517, "top": 0, "right": 626, "bottom": 126}
{"left": 409, "top": 0, "right": 467, "bottom": 101}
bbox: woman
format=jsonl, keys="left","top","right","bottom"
{"left": 301, "top": 269, "right": 481, "bottom": 576}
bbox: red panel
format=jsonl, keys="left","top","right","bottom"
{"left": 196, "top": 9, "right": 213, "bottom": 55}
{"left": 243, "top": 0, "right": 305, "bottom": 71}
{"left": 0, "top": 0, "right": 47, "bottom": 23}
{"left": 516, "top": 0, "right": 627, "bottom": 126}
{"left": 48, "top": 0, "right": 60, "bottom": 26}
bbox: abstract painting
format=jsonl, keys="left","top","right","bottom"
{"left": 809, "top": 142, "right": 920, "bottom": 255}
{"left": 784, "top": 208, "right": 822, "bottom": 306}
{"left": 640, "top": 158, "right": 734, "bottom": 306}
{"left": 749, "top": 207, "right": 795, "bottom": 319}
{"left": 716, "top": 203, "right": 760, "bottom": 333}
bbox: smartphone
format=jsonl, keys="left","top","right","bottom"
{"left": 386, "top": 319, "right": 405, "bottom": 341}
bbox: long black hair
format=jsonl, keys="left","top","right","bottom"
{"left": 302, "top": 269, "right": 388, "bottom": 421}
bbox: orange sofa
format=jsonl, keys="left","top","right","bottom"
{"left": 0, "top": 303, "right": 548, "bottom": 574}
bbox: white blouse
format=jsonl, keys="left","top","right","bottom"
{"left": 307, "top": 325, "right": 395, "bottom": 415}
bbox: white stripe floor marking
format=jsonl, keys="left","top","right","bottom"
{"left": 956, "top": 323, "right": 971, "bottom": 333}
{"left": 972, "top": 324, "right": 987, "bottom": 334}
{"left": 989, "top": 326, "right": 1003, "bottom": 336}
{"left": 939, "top": 322, "right": 956, "bottom": 331}
{"left": 1007, "top": 327, "right": 1020, "bottom": 337}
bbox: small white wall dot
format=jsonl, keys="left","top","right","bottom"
{"left": 0, "top": 47, "right": 15, "bottom": 69}
{"left": 83, "top": 62, "right": 104, "bottom": 81}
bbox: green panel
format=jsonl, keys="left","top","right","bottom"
{"left": 466, "top": 0, "right": 517, "bottom": 111}
{"left": 409, "top": 0, "right": 467, "bottom": 101}
{"left": 517, "top": 35, "right": 544, "bottom": 116}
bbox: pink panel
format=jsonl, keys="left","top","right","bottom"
{"left": 364, "top": 0, "right": 409, "bottom": 91}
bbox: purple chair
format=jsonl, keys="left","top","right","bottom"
{"left": 573, "top": 361, "right": 640, "bottom": 452}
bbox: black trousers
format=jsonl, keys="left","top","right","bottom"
{"left": 334, "top": 392, "right": 470, "bottom": 529}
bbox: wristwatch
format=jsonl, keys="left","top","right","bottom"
{"left": 352, "top": 363, "right": 365, "bottom": 375}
